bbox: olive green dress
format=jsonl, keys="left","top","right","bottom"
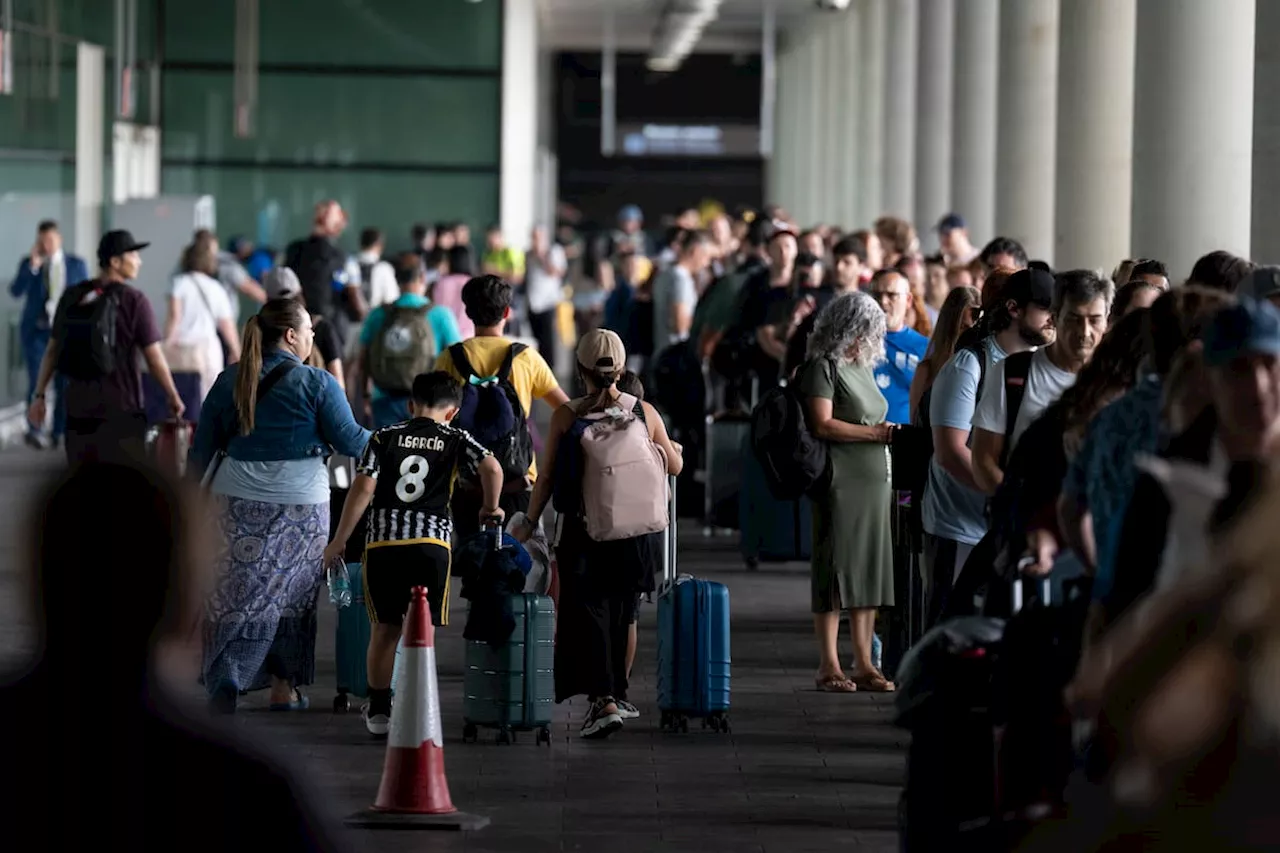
{"left": 800, "top": 358, "right": 894, "bottom": 613}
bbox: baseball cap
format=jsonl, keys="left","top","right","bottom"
{"left": 97, "top": 230, "right": 149, "bottom": 266}
{"left": 1202, "top": 297, "right": 1280, "bottom": 367}
{"left": 262, "top": 266, "right": 302, "bottom": 300}
{"left": 1238, "top": 265, "right": 1280, "bottom": 302}
{"left": 936, "top": 213, "right": 966, "bottom": 233}
{"left": 577, "top": 328, "right": 627, "bottom": 375}
{"left": 1003, "top": 267, "right": 1055, "bottom": 310}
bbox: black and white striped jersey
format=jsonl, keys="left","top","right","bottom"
{"left": 356, "top": 417, "right": 491, "bottom": 549}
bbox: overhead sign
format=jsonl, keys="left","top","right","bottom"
{"left": 618, "top": 123, "right": 760, "bottom": 158}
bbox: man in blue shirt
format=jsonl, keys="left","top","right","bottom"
{"left": 359, "top": 253, "right": 462, "bottom": 427}
{"left": 9, "top": 220, "right": 89, "bottom": 449}
{"left": 868, "top": 268, "right": 928, "bottom": 425}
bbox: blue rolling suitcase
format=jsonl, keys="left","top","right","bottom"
{"left": 657, "top": 476, "right": 732, "bottom": 733}
{"left": 334, "top": 561, "right": 372, "bottom": 712}
{"left": 738, "top": 432, "right": 813, "bottom": 569}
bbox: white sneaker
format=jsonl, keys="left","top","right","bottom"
{"left": 580, "top": 697, "right": 624, "bottom": 740}
{"left": 615, "top": 699, "right": 640, "bottom": 720}
{"left": 362, "top": 702, "right": 390, "bottom": 737}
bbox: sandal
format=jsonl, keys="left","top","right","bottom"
{"left": 815, "top": 674, "right": 857, "bottom": 693}
{"left": 850, "top": 672, "right": 896, "bottom": 692}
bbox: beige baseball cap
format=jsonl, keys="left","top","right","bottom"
{"left": 576, "top": 328, "right": 626, "bottom": 375}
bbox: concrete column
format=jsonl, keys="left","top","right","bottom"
{"left": 836, "top": 5, "right": 863, "bottom": 228}
{"left": 823, "top": 22, "right": 846, "bottom": 225}
{"left": 1133, "top": 0, "right": 1255, "bottom": 278}
{"left": 1055, "top": 0, "right": 1135, "bottom": 271}
{"left": 882, "top": 0, "right": 918, "bottom": 221}
{"left": 950, "top": 0, "right": 998, "bottom": 246}
{"left": 1253, "top": 0, "right": 1280, "bottom": 263}
{"left": 500, "top": 0, "right": 538, "bottom": 243}
{"left": 914, "top": 0, "right": 955, "bottom": 250}
{"left": 995, "top": 0, "right": 1059, "bottom": 262}
{"left": 804, "top": 26, "right": 826, "bottom": 224}
{"left": 857, "top": 0, "right": 887, "bottom": 225}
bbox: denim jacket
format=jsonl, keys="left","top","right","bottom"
{"left": 191, "top": 350, "right": 369, "bottom": 474}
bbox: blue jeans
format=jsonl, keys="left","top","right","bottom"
{"left": 23, "top": 328, "right": 66, "bottom": 439}
{"left": 371, "top": 394, "right": 410, "bottom": 429}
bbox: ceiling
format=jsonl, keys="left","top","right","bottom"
{"left": 537, "top": 0, "right": 822, "bottom": 52}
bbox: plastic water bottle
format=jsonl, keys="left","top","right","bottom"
{"left": 871, "top": 632, "right": 883, "bottom": 671}
{"left": 327, "top": 559, "right": 352, "bottom": 608}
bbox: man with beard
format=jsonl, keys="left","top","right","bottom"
{"left": 971, "top": 269, "right": 1112, "bottom": 494}
{"left": 918, "top": 267, "right": 1057, "bottom": 625}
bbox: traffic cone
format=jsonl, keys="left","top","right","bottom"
{"left": 345, "top": 586, "right": 489, "bottom": 831}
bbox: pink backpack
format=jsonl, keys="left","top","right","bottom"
{"left": 431, "top": 274, "right": 474, "bottom": 339}
{"left": 574, "top": 393, "right": 670, "bottom": 541}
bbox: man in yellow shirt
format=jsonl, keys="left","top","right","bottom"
{"left": 435, "top": 274, "right": 569, "bottom": 539}
{"left": 481, "top": 224, "right": 526, "bottom": 281}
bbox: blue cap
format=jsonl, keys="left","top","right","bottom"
{"left": 618, "top": 204, "right": 643, "bottom": 223}
{"left": 936, "top": 213, "right": 966, "bottom": 232}
{"left": 1203, "top": 297, "right": 1280, "bottom": 367}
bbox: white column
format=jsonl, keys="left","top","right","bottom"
{"left": 1055, "top": 0, "right": 1135, "bottom": 271}
{"left": 1133, "top": 0, "right": 1255, "bottom": 278}
{"left": 804, "top": 27, "right": 826, "bottom": 224}
{"left": 882, "top": 0, "right": 918, "bottom": 221}
{"left": 950, "top": 0, "right": 998, "bottom": 246}
{"left": 823, "top": 22, "right": 845, "bottom": 225}
{"left": 75, "top": 43, "right": 106, "bottom": 262}
{"left": 995, "top": 0, "right": 1059, "bottom": 262}
{"left": 857, "top": 0, "right": 887, "bottom": 225}
{"left": 914, "top": 0, "right": 955, "bottom": 250}
{"left": 1253, "top": 1, "right": 1280, "bottom": 263}
{"left": 837, "top": 4, "right": 863, "bottom": 228}
{"left": 500, "top": 0, "right": 538, "bottom": 243}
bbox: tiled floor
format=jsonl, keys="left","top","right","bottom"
{"left": 0, "top": 448, "right": 904, "bottom": 853}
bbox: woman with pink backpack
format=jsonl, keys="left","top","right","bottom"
{"left": 513, "top": 329, "right": 684, "bottom": 739}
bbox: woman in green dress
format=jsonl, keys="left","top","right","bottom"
{"left": 800, "top": 290, "right": 897, "bottom": 693}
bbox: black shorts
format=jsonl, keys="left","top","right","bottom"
{"left": 363, "top": 542, "right": 452, "bottom": 627}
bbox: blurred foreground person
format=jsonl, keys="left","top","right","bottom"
{"left": 0, "top": 462, "right": 345, "bottom": 851}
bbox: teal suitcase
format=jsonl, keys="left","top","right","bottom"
{"left": 461, "top": 593, "right": 556, "bottom": 745}
{"left": 333, "top": 562, "right": 372, "bottom": 712}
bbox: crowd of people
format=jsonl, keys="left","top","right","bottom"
{"left": 9, "top": 190, "right": 1280, "bottom": 845}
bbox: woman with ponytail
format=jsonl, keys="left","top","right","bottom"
{"left": 191, "top": 298, "right": 370, "bottom": 714}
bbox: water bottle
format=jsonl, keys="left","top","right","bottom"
{"left": 327, "top": 558, "right": 352, "bottom": 608}
{"left": 871, "top": 632, "right": 883, "bottom": 671}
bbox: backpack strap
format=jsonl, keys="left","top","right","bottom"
{"left": 497, "top": 342, "right": 527, "bottom": 382}
{"left": 1000, "top": 350, "right": 1034, "bottom": 467}
{"left": 257, "top": 359, "right": 298, "bottom": 399}
{"left": 449, "top": 342, "right": 477, "bottom": 380}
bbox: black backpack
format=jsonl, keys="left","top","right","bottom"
{"left": 57, "top": 282, "right": 122, "bottom": 380}
{"left": 749, "top": 361, "right": 831, "bottom": 501}
{"left": 450, "top": 342, "right": 533, "bottom": 487}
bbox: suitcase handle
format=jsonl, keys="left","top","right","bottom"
{"left": 660, "top": 474, "right": 678, "bottom": 595}
{"left": 484, "top": 516, "right": 505, "bottom": 552}
{"left": 1011, "top": 557, "right": 1052, "bottom": 614}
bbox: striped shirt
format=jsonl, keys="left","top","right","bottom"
{"left": 357, "top": 417, "right": 490, "bottom": 549}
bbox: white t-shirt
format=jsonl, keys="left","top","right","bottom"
{"left": 525, "top": 245, "right": 567, "bottom": 315}
{"left": 171, "top": 272, "right": 233, "bottom": 375}
{"left": 971, "top": 347, "right": 1077, "bottom": 452}
{"left": 652, "top": 265, "right": 698, "bottom": 354}
{"left": 357, "top": 252, "right": 400, "bottom": 308}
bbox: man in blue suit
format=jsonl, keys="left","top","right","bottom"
{"left": 10, "top": 220, "right": 88, "bottom": 448}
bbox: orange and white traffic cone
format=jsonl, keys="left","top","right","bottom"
{"left": 346, "top": 586, "right": 489, "bottom": 831}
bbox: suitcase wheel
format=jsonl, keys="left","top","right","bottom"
{"left": 707, "top": 712, "right": 730, "bottom": 734}
{"left": 744, "top": 556, "right": 759, "bottom": 571}
{"left": 462, "top": 722, "right": 478, "bottom": 743}
{"left": 496, "top": 727, "right": 513, "bottom": 745}
{"left": 333, "top": 692, "right": 351, "bottom": 713}
{"left": 537, "top": 727, "right": 552, "bottom": 746}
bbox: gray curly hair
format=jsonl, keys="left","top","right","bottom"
{"left": 806, "top": 290, "right": 887, "bottom": 367}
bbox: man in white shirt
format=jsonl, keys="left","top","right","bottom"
{"left": 10, "top": 220, "right": 89, "bottom": 448}
{"left": 971, "top": 268, "right": 1113, "bottom": 493}
{"left": 937, "top": 213, "right": 980, "bottom": 267}
{"left": 652, "top": 230, "right": 713, "bottom": 356}
{"left": 356, "top": 227, "right": 399, "bottom": 311}
{"left": 524, "top": 224, "right": 568, "bottom": 365}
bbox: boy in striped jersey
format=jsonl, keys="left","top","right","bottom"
{"left": 324, "top": 371, "right": 502, "bottom": 735}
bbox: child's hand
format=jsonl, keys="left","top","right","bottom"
{"left": 322, "top": 540, "right": 345, "bottom": 570}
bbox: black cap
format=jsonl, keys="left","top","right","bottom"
{"left": 97, "top": 230, "right": 150, "bottom": 265}
{"left": 936, "top": 213, "right": 966, "bottom": 232}
{"left": 1004, "top": 268, "right": 1055, "bottom": 310}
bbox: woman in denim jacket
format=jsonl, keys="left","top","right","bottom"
{"left": 192, "top": 298, "right": 369, "bottom": 713}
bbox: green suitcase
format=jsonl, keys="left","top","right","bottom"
{"left": 461, "top": 593, "right": 556, "bottom": 745}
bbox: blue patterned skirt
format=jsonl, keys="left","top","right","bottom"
{"left": 202, "top": 497, "right": 329, "bottom": 695}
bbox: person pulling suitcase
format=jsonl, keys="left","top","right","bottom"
{"left": 324, "top": 371, "right": 504, "bottom": 736}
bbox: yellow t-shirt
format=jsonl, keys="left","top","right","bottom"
{"left": 434, "top": 336, "right": 559, "bottom": 482}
